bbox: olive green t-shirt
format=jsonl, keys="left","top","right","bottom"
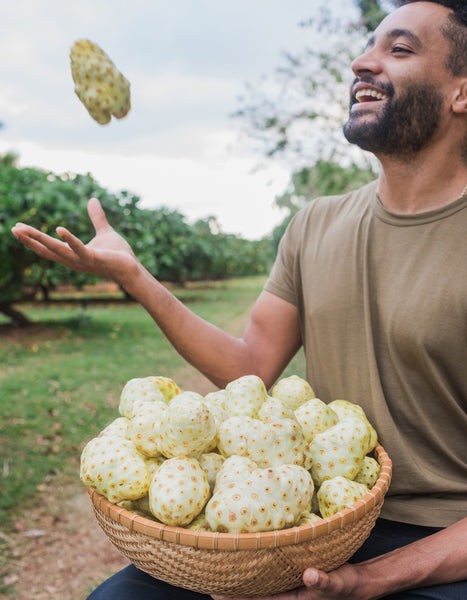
{"left": 264, "top": 180, "right": 467, "bottom": 527}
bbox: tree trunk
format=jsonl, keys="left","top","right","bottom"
{"left": 0, "top": 303, "right": 31, "bottom": 326}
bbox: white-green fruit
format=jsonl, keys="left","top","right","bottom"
{"left": 116, "top": 500, "right": 155, "bottom": 519}
{"left": 119, "top": 377, "right": 167, "bottom": 418}
{"left": 70, "top": 39, "right": 131, "bottom": 125}
{"left": 169, "top": 391, "right": 205, "bottom": 406}
{"left": 217, "top": 416, "right": 309, "bottom": 468}
{"left": 158, "top": 395, "right": 217, "bottom": 458}
{"left": 258, "top": 396, "right": 296, "bottom": 423}
{"left": 198, "top": 452, "right": 226, "bottom": 491}
{"left": 294, "top": 398, "right": 339, "bottom": 442}
{"left": 328, "top": 399, "right": 378, "bottom": 450}
{"left": 309, "top": 417, "right": 372, "bottom": 486}
{"left": 126, "top": 400, "right": 167, "bottom": 457}
{"left": 98, "top": 416, "right": 129, "bottom": 439}
{"left": 355, "top": 456, "right": 381, "bottom": 488}
{"left": 327, "top": 399, "right": 366, "bottom": 420}
{"left": 271, "top": 375, "right": 316, "bottom": 410}
{"left": 204, "top": 389, "right": 227, "bottom": 409}
{"left": 146, "top": 376, "right": 183, "bottom": 402}
{"left": 202, "top": 400, "right": 226, "bottom": 452}
{"left": 297, "top": 511, "right": 322, "bottom": 525}
{"left": 80, "top": 436, "right": 149, "bottom": 503}
{"left": 317, "top": 476, "right": 369, "bottom": 518}
{"left": 214, "top": 454, "right": 258, "bottom": 492}
{"left": 148, "top": 456, "right": 210, "bottom": 526}
{"left": 206, "top": 464, "right": 313, "bottom": 533}
{"left": 225, "top": 375, "right": 268, "bottom": 419}
{"left": 143, "top": 455, "right": 165, "bottom": 478}
{"left": 213, "top": 455, "right": 258, "bottom": 494}
{"left": 130, "top": 457, "right": 165, "bottom": 516}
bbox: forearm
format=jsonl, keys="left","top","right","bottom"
{"left": 356, "top": 516, "right": 467, "bottom": 599}
{"left": 121, "top": 262, "right": 257, "bottom": 388}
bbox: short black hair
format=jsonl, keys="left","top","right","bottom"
{"left": 392, "top": 1, "right": 467, "bottom": 75}
{"left": 393, "top": 0, "right": 467, "bottom": 24}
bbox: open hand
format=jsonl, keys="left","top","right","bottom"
{"left": 11, "top": 197, "right": 138, "bottom": 287}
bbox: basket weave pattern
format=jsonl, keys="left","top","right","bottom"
{"left": 89, "top": 444, "right": 392, "bottom": 596}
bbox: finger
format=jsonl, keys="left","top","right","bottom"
{"left": 12, "top": 224, "right": 74, "bottom": 263}
{"left": 11, "top": 223, "right": 65, "bottom": 252}
{"left": 88, "top": 197, "right": 112, "bottom": 233}
{"left": 55, "top": 226, "right": 89, "bottom": 259}
{"left": 303, "top": 568, "right": 329, "bottom": 590}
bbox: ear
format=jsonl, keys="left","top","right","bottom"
{"left": 452, "top": 79, "right": 467, "bottom": 114}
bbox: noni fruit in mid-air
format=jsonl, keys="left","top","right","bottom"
{"left": 70, "top": 39, "right": 131, "bottom": 125}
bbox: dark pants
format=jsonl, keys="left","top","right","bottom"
{"left": 87, "top": 519, "right": 467, "bottom": 599}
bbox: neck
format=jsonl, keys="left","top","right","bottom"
{"left": 376, "top": 151, "right": 467, "bottom": 214}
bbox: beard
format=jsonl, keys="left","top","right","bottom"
{"left": 343, "top": 80, "right": 445, "bottom": 158}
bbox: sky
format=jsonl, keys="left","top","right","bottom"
{"left": 0, "top": 0, "right": 360, "bottom": 239}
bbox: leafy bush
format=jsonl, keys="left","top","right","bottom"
{"left": 1, "top": 156, "right": 272, "bottom": 323}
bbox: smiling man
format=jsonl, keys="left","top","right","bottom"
{"left": 11, "top": 1, "right": 467, "bottom": 599}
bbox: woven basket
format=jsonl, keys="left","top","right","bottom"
{"left": 89, "top": 443, "right": 392, "bottom": 597}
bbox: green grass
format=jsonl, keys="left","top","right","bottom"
{"left": 0, "top": 276, "right": 305, "bottom": 532}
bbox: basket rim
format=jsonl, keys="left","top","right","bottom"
{"left": 88, "top": 443, "right": 392, "bottom": 551}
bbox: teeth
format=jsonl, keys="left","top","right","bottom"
{"left": 355, "top": 89, "right": 387, "bottom": 102}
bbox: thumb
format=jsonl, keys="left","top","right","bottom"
{"left": 88, "top": 197, "right": 112, "bottom": 233}
{"left": 303, "top": 568, "right": 330, "bottom": 590}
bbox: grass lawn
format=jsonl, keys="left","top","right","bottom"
{"left": 0, "top": 276, "right": 306, "bottom": 532}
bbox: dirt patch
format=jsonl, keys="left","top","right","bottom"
{"left": 3, "top": 487, "right": 130, "bottom": 600}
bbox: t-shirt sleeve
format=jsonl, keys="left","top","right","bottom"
{"left": 263, "top": 213, "right": 302, "bottom": 306}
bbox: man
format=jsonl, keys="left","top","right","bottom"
{"left": 11, "top": 1, "right": 467, "bottom": 598}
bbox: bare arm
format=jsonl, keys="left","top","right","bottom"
{"left": 12, "top": 198, "right": 301, "bottom": 388}
{"left": 212, "top": 516, "right": 467, "bottom": 600}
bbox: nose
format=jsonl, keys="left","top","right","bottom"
{"left": 351, "top": 46, "right": 383, "bottom": 77}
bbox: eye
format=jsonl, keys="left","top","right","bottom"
{"left": 392, "top": 45, "right": 412, "bottom": 55}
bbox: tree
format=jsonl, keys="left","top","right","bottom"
{"left": 1, "top": 159, "right": 137, "bottom": 322}
{"left": 1, "top": 159, "right": 272, "bottom": 325}
{"left": 234, "top": 1, "right": 387, "bottom": 169}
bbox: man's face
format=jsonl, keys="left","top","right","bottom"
{"left": 343, "top": 2, "right": 455, "bottom": 158}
